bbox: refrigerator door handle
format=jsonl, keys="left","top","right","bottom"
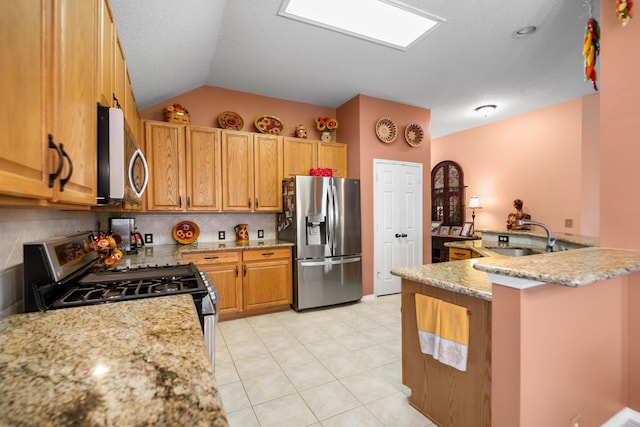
{"left": 330, "top": 183, "right": 339, "bottom": 253}
{"left": 326, "top": 182, "right": 334, "bottom": 254}
{"left": 300, "top": 257, "right": 361, "bottom": 267}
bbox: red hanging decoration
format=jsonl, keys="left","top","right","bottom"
{"left": 583, "top": 18, "right": 600, "bottom": 91}
{"left": 616, "top": 0, "right": 634, "bottom": 26}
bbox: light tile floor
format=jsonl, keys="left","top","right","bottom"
{"left": 214, "top": 294, "right": 436, "bottom": 427}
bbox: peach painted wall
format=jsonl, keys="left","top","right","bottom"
{"left": 493, "top": 279, "right": 627, "bottom": 427}
{"left": 599, "top": 0, "right": 640, "bottom": 411}
{"left": 140, "top": 85, "right": 337, "bottom": 141}
{"left": 431, "top": 96, "right": 599, "bottom": 237}
{"left": 338, "top": 95, "right": 431, "bottom": 296}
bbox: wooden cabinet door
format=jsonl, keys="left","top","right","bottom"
{"left": 98, "top": 0, "right": 114, "bottom": 107}
{"left": 283, "top": 138, "right": 317, "bottom": 178}
{"left": 318, "top": 141, "right": 348, "bottom": 178}
{"left": 186, "top": 127, "right": 221, "bottom": 211}
{"left": 205, "top": 264, "right": 242, "bottom": 315}
{"left": 113, "top": 38, "right": 127, "bottom": 112}
{"left": 51, "top": 0, "right": 97, "bottom": 205}
{"left": 221, "top": 130, "right": 253, "bottom": 211}
{"left": 253, "top": 134, "right": 283, "bottom": 212}
{"left": 242, "top": 249, "right": 292, "bottom": 310}
{"left": 183, "top": 251, "right": 242, "bottom": 316}
{"left": 145, "top": 121, "right": 185, "bottom": 211}
{"left": 0, "top": 0, "right": 52, "bottom": 201}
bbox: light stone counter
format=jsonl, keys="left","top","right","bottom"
{"left": 473, "top": 247, "right": 640, "bottom": 286}
{"left": 391, "top": 259, "right": 493, "bottom": 301}
{"left": 115, "top": 239, "right": 294, "bottom": 268}
{"left": 0, "top": 294, "right": 228, "bottom": 426}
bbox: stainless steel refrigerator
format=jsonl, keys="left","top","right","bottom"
{"left": 279, "top": 176, "right": 362, "bottom": 311}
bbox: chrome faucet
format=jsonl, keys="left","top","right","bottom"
{"left": 517, "top": 219, "right": 556, "bottom": 252}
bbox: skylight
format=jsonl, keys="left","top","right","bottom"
{"left": 278, "top": 0, "right": 444, "bottom": 51}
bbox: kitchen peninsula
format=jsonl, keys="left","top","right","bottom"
{"left": 392, "top": 234, "right": 640, "bottom": 426}
{"left": 0, "top": 295, "right": 228, "bottom": 426}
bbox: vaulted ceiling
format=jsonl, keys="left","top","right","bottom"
{"left": 110, "top": 0, "right": 600, "bottom": 138}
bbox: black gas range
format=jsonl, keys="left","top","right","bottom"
{"left": 23, "top": 233, "right": 219, "bottom": 332}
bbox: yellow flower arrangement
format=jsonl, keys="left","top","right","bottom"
{"left": 164, "top": 103, "right": 189, "bottom": 114}
{"left": 315, "top": 116, "right": 338, "bottom": 132}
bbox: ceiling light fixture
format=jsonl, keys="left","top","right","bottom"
{"left": 512, "top": 25, "right": 537, "bottom": 39}
{"left": 474, "top": 105, "right": 497, "bottom": 117}
{"left": 278, "top": 0, "right": 444, "bottom": 51}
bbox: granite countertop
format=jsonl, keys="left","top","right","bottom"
{"left": 393, "top": 237, "right": 640, "bottom": 299}
{"left": 115, "top": 239, "right": 294, "bottom": 268}
{"left": 391, "top": 259, "right": 493, "bottom": 301}
{"left": 473, "top": 247, "right": 640, "bottom": 286}
{"left": 0, "top": 295, "right": 228, "bottom": 426}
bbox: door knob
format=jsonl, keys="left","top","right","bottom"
{"left": 402, "top": 233, "right": 407, "bottom": 237}
{"left": 395, "top": 233, "right": 401, "bottom": 238}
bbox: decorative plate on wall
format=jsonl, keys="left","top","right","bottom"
{"left": 375, "top": 117, "right": 397, "bottom": 143}
{"left": 254, "top": 115, "right": 284, "bottom": 134}
{"left": 172, "top": 221, "right": 200, "bottom": 244}
{"left": 218, "top": 111, "right": 244, "bottom": 130}
{"left": 404, "top": 123, "right": 424, "bottom": 147}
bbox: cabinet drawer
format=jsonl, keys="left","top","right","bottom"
{"left": 182, "top": 250, "right": 240, "bottom": 265}
{"left": 449, "top": 248, "right": 472, "bottom": 261}
{"left": 242, "top": 247, "right": 291, "bottom": 262}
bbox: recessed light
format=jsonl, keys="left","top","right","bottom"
{"left": 512, "top": 25, "right": 537, "bottom": 38}
{"left": 474, "top": 105, "right": 497, "bottom": 117}
{"left": 278, "top": 0, "right": 445, "bottom": 50}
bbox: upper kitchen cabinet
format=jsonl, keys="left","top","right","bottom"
{"left": 221, "top": 130, "right": 283, "bottom": 212}
{"left": 145, "top": 121, "right": 222, "bottom": 212}
{"left": 317, "top": 141, "right": 347, "bottom": 178}
{"left": 0, "top": 0, "right": 97, "bottom": 206}
{"left": 283, "top": 137, "right": 348, "bottom": 178}
{"left": 98, "top": 0, "right": 114, "bottom": 108}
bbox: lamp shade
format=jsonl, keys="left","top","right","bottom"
{"left": 468, "top": 196, "right": 481, "bottom": 209}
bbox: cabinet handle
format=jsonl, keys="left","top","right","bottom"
{"left": 179, "top": 196, "right": 182, "bottom": 208}
{"left": 235, "top": 266, "right": 238, "bottom": 277}
{"left": 48, "top": 134, "right": 64, "bottom": 188}
{"left": 248, "top": 198, "right": 252, "bottom": 209}
{"left": 187, "top": 196, "right": 191, "bottom": 209}
{"left": 112, "top": 93, "right": 121, "bottom": 109}
{"left": 261, "top": 252, "right": 274, "bottom": 257}
{"left": 255, "top": 198, "right": 259, "bottom": 209}
{"left": 243, "top": 265, "right": 247, "bottom": 276}
{"left": 204, "top": 256, "right": 219, "bottom": 260}
{"left": 58, "top": 144, "right": 73, "bottom": 192}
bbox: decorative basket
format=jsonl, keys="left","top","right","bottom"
{"left": 164, "top": 110, "right": 191, "bottom": 124}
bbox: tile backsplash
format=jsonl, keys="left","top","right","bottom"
{"left": 0, "top": 208, "right": 278, "bottom": 316}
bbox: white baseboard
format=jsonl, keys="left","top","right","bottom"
{"left": 601, "top": 407, "right": 640, "bottom": 427}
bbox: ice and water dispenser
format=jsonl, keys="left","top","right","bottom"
{"left": 305, "top": 213, "right": 326, "bottom": 245}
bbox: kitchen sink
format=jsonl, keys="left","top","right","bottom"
{"left": 490, "top": 247, "right": 539, "bottom": 257}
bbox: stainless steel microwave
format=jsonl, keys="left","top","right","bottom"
{"left": 97, "top": 105, "right": 149, "bottom": 205}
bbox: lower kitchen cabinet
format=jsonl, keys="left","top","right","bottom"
{"left": 242, "top": 248, "right": 292, "bottom": 311}
{"left": 182, "top": 247, "right": 292, "bottom": 320}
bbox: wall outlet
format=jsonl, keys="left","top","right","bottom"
{"left": 144, "top": 233, "right": 153, "bottom": 244}
{"left": 565, "top": 219, "right": 573, "bottom": 228}
{"left": 218, "top": 231, "right": 225, "bottom": 240}
{"left": 258, "top": 229, "right": 264, "bottom": 238}
{"left": 498, "top": 235, "right": 509, "bottom": 243}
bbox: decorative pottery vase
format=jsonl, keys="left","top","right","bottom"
{"left": 321, "top": 131, "right": 332, "bottom": 142}
{"left": 295, "top": 125, "right": 307, "bottom": 139}
{"left": 234, "top": 224, "right": 249, "bottom": 243}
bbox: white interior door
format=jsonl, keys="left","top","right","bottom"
{"left": 374, "top": 159, "right": 423, "bottom": 296}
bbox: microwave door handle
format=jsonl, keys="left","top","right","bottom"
{"left": 129, "top": 148, "right": 149, "bottom": 197}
